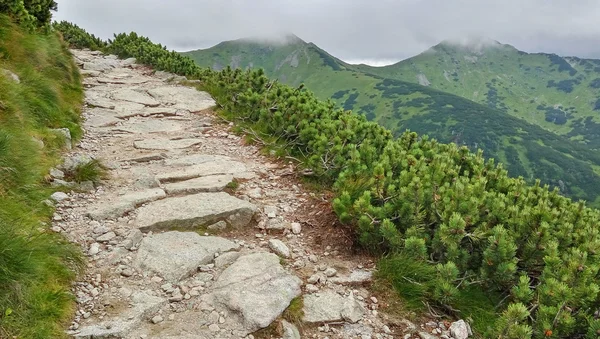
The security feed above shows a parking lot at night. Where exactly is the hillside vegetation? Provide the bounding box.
[57,23,600,338]
[0,6,84,338]
[184,39,600,206]
[352,39,600,147]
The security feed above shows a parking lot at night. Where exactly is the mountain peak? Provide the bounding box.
[431,37,516,55]
[233,33,307,46]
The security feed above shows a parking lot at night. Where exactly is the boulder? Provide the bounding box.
[208,253,302,334]
[133,231,237,282]
[163,174,233,195]
[147,86,215,112]
[134,192,257,232]
[87,188,166,220]
[303,290,365,324]
[133,138,202,150]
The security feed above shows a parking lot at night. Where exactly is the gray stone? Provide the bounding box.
[291,222,302,234]
[282,320,301,339]
[116,107,182,119]
[134,192,257,232]
[124,154,165,163]
[80,69,101,77]
[450,320,470,339]
[207,220,228,232]
[164,154,231,167]
[151,315,163,324]
[163,174,233,195]
[208,253,302,334]
[147,86,216,112]
[49,168,65,179]
[84,109,121,128]
[87,188,166,220]
[329,270,373,286]
[324,267,337,278]
[52,128,72,150]
[122,229,144,250]
[268,239,290,258]
[97,76,149,85]
[156,160,247,183]
[111,119,183,134]
[85,93,116,109]
[82,59,119,72]
[88,243,100,256]
[419,333,438,339]
[61,154,94,172]
[303,291,365,324]
[111,88,160,107]
[214,251,241,268]
[2,68,20,83]
[122,57,137,66]
[50,191,69,202]
[133,138,202,150]
[133,231,237,282]
[96,231,116,242]
[73,292,165,338]
[79,181,95,192]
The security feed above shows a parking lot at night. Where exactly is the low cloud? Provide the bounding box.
[54,0,600,64]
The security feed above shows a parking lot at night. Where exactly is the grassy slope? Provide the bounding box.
[352,40,600,148]
[0,15,83,338]
[184,39,600,206]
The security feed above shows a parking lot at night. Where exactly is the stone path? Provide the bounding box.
[51,50,469,339]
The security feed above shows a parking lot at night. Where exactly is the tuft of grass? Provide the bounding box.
[282,296,304,326]
[67,159,107,184]
[0,14,84,338]
[377,253,502,336]
[225,178,239,191]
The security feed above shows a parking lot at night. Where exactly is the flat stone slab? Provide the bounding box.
[163,174,233,195]
[133,231,237,282]
[329,270,373,285]
[303,291,366,324]
[164,154,232,167]
[73,292,165,338]
[135,192,256,232]
[87,188,166,220]
[84,114,120,128]
[111,88,160,107]
[116,107,183,119]
[147,86,216,112]
[83,59,119,72]
[112,119,183,134]
[85,92,115,109]
[208,253,302,334]
[133,138,202,150]
[97,76,150,85]
[156,160,247,183]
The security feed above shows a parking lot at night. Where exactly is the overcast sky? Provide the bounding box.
[54,0,600,66]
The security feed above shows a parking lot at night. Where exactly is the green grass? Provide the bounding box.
[0,14,84,338]
[65,158,107,184]
[377,253,501,337]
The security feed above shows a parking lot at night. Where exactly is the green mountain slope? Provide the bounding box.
[351,39,600,148]
[183,38,600,206]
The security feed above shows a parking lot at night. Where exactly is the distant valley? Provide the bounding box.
[182,35,600,206]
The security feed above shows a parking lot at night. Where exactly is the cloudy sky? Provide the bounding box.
[54,0,600,66]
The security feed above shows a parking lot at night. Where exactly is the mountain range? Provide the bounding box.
[182,35,600,206]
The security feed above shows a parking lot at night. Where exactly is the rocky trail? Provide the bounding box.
[52,50,471,339]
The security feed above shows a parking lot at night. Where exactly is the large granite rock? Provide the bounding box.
[133,138,202,150]
[133,231,237,282]
[87,188,166,220]
[111,88,160,107]
[303,290,365,324]
[147,86,215,112]
[156,160,247,183]
[163,174,233,195]
[208,253,302,334]
[134,192,256,232]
